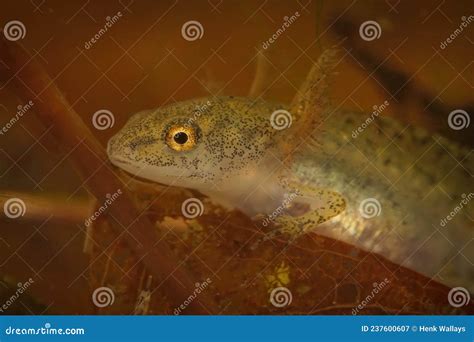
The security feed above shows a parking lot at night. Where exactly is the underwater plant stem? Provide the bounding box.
[0,37,217,314]
[248,49,270,98]
[0,191,93,224]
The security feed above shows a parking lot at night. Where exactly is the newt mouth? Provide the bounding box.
[109,156,132,166]
[106,137,133,167]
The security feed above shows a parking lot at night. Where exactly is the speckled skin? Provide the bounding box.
[294,110,473,292]
[108,96,473,291]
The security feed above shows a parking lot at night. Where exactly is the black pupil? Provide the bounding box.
[173,132,188,145]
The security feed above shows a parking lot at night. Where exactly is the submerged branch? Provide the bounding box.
[0,191,93,224]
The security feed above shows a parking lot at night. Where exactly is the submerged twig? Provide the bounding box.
[0,191,93,224]
[0,37,217,314]
[248,49,271,98]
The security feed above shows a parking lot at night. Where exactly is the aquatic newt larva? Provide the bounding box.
[107,50,473,292]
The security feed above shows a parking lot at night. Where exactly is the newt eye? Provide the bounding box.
[165,124,198,152]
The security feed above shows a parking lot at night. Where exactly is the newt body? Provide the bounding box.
[107,95,473,291]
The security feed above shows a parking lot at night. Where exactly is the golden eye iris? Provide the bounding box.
[165,125,198,151]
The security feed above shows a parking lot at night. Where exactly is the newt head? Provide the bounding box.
[107,96,288,195]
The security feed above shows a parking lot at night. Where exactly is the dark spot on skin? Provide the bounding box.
[419,136,430,145]
[129,136,158,150]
